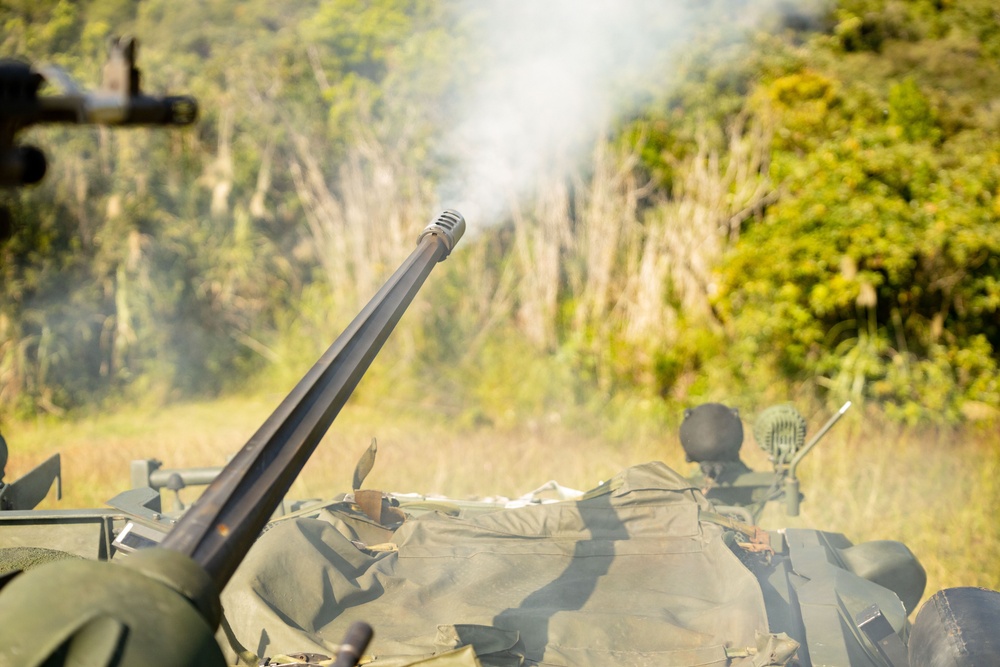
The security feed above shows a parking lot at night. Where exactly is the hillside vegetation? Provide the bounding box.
[1,0,998,428]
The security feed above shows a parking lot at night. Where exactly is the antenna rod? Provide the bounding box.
[789,400,852,478]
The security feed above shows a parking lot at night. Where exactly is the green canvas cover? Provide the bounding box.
[221,463,770,666]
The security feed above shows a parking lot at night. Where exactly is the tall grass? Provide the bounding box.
[3,394,996,606]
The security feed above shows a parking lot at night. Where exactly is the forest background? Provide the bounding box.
[1,0,999,595]
[2,0,998,425]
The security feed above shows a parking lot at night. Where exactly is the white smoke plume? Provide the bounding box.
[436,0,826,230]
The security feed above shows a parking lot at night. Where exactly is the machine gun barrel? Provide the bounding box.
[1,36,197,189]
[30,90,198,126]
[0,212,463,667]
[160,210,465,590]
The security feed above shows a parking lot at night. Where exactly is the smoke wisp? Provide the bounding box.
[436,0,826,230]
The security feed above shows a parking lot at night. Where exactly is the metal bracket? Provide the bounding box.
[856,604,909,667]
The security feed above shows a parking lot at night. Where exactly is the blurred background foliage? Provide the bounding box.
[1,0,998,428]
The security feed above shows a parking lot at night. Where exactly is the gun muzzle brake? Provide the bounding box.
[417,209,466,259]
[127,94,199,125]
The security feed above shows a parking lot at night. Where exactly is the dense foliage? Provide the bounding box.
[1,0,997,425]
[712,1,1000,423]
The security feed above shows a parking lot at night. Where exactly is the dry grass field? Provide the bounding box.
[3,394,997,609]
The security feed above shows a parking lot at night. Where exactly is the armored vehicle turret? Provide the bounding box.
[1,37,997,667]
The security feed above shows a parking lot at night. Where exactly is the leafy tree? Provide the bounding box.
[714,24,1000,422]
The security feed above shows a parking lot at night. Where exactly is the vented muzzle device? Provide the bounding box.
[418,209,465,259]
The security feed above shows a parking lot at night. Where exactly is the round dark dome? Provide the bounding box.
[679,403,744,463]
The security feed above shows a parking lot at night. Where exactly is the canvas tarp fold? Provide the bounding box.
[221,462,769,666]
